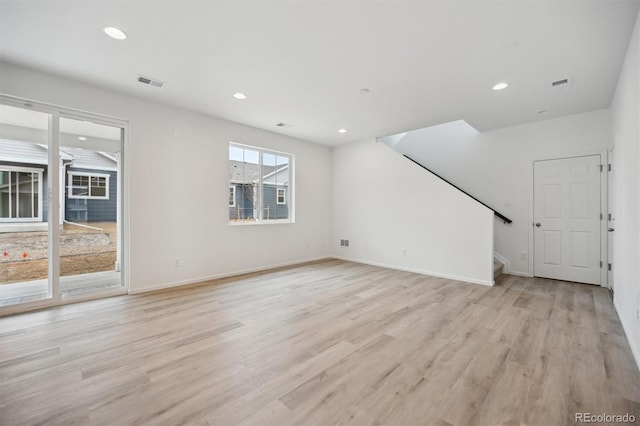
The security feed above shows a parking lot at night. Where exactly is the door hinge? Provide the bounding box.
[600,261,603,268]
[600,213,603,220]
[608,213,612,221]
[608,263,612,271]
[600,164,604,172]
[608,164,612,172]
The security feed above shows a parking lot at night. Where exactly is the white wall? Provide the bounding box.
[610,8,640,368]
[395,109,612,275]
[331,140,494,286]
[0,62,333,292]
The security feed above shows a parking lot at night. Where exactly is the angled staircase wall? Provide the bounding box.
[332,140,495,286]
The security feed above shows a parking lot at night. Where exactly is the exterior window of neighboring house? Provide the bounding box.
[0,166,43,221]
[68,172,110,200]
[229,142,293,224]
[229,186,236,207]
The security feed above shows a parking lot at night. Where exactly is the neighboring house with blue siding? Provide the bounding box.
[229,160,289,221]
[63,147,118,223]
[261,166,289,220]
[0,139,118,231]
[0,140,57,231]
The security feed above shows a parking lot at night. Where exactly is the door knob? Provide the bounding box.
[535,223,541,227]
[608,228,615,232]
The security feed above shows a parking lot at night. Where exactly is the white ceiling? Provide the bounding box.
[0,0,638,145]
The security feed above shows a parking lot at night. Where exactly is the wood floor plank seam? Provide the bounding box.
[0,259,638,426]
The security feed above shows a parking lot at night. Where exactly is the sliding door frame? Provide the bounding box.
[0,93,130,316]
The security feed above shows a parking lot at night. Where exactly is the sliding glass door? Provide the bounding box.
[0,97,126,310]
[0,104,52,306]
[58,116,123,296]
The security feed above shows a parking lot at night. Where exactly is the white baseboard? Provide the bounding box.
[332,255,494,287]
[128,256,332,295]
[614,298,640,373]
[130,254,495,295]
[506,270,533,277]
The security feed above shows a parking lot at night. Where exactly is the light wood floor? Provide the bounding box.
[1,259,639,426]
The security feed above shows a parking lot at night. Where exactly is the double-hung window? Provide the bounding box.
[68,172,110,199]
[228,142,293,224]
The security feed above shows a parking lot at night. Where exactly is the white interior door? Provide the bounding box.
[533,155,602,285]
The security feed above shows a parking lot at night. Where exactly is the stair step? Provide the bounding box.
[493,261,504,280]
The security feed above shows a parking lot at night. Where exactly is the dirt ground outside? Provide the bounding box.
[0,222,117,284]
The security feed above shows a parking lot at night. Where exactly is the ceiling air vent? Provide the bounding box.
[137,75,164,88]
[552,78,569,87]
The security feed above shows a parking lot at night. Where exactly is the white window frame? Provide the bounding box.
[276,188,286,205]
[0,165,44,222]
[68,172,110,200]
[229,185,236,207]
[229,142,294,225]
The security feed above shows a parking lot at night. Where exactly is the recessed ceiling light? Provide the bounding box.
[78,136,87,141]
[492,82,509,91]
[103,26,127,40]
[338,128,347,134]
[233,92,247,100]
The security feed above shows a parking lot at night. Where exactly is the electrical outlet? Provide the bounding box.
[520,252,527,260]
[173,258,181,267]
[402,248,407,256]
